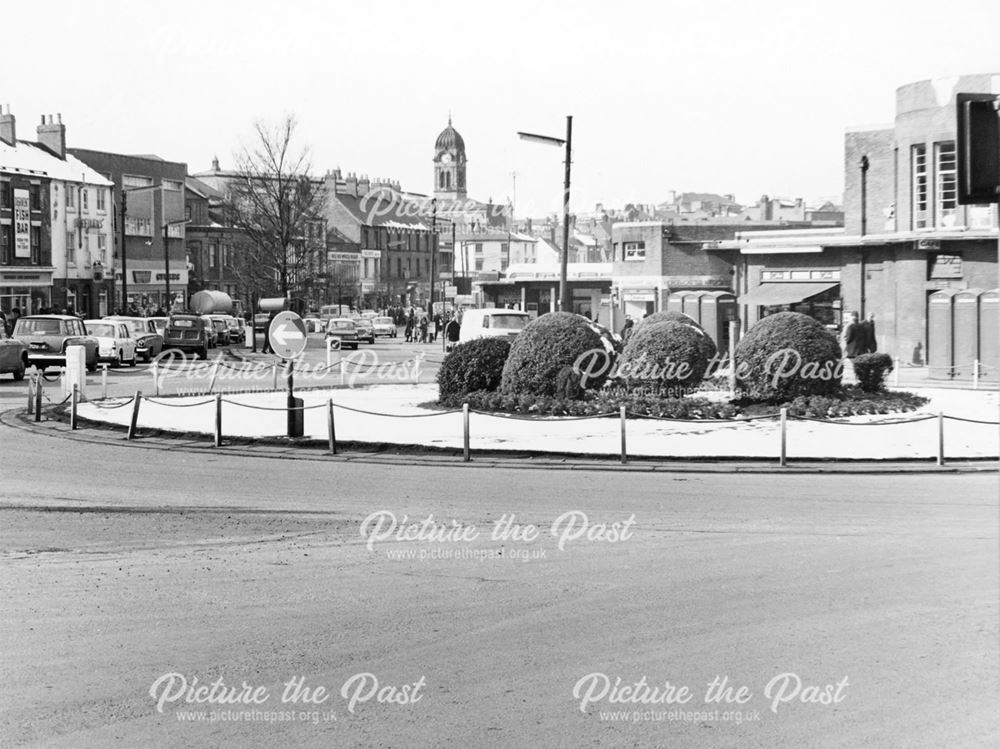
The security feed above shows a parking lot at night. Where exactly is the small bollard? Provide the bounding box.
[101,364,109,399]
[214,393,223,447]
[937,412,945,466]
[779,407,788,467]
[27,372,35,415]
[620,405,628,465]
[34,373,43,422]
[463,403,470,462]
[972,359,980,390]
[272,362,279,390]
[70,384,79,430]
[327,398,337,455]
[151,362,160,396]
[127,391,142,440]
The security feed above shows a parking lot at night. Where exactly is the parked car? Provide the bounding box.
[352,316,376,344]
[200,315,219,348]
[163,314,210,359]
[325,318,360,350]
[207,315,232,346]
[85,320,138,367]
[372,316,397,338]
[458,309,532,343]
[226,316,246,340]
[12,315,99,371]
[104,316,164,362]
[303,316,323,333]
[0,325,28,380]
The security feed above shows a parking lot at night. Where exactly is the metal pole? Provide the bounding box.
[70,384,78,430]
[163,220,171,311]
[728,320,738,397]
[127,391,142,439]
[214,393,222,447]
[779,407,788,467]
[27,371,35,415]
[101,363,108,399]
[937,412,945,466]
[272,361,279,390]
[430,198,436,317]
[560,115,573,313]
[328,398,337,455]
[462,402,470,462]
[972,359,980,389]
[34,373,42,422]
[619,405,627,464]
[120,188,128,311]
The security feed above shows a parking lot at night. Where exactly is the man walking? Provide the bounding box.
[861,312,877,353]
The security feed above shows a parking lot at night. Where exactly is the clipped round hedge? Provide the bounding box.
[617,321,710,391]
[635,310,718,362]
[735,311,842,401]
[500,312,607,396]
[437,337,512,405]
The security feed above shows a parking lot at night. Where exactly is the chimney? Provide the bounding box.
[37,113,66,158]
[0,105,15,145]
[358,174,370,196]
[344,172,358,197]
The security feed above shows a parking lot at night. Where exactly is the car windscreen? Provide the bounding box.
[489,314,530,330]
[16,319,62,335]
[212,320,228,330]
[375,318,393,325]
[86,323,117,337]
[170,319,195,328]
[329,321,355,330]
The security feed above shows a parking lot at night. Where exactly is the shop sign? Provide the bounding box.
[623,291,655,302]
[155,273,181,281]
[665,275,729,288]
[360,250,381,259]
[75,218,104,230]
[14,189,31,258]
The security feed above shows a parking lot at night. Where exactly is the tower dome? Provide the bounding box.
[435,116,465,153]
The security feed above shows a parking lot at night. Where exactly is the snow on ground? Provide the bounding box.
[77,384,999,460]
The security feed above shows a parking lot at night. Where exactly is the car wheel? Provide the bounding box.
[117,351,125,368]
[86,358,97,373]
[128,352,137,367]
[12,356,26,381]
[198,347,208,360]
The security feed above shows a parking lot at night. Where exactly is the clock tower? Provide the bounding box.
[433,116,467,201]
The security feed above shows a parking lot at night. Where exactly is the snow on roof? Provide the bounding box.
[0,140,113,186]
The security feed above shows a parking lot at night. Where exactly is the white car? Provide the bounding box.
[84,320,138,367]
[457,309,531,343]
[372,316,397,337]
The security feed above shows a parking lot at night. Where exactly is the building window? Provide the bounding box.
[98,234,107,263]
[65,185,75,209]
[185,204,192,221]
[123,174,153,189]
[396,257,402,277]
[0,181,11,209]
[30,184,41,211]
[445,172,451,190]
[96,188,106,211]
[209,244,217,268]
[125,217,152,236]
[162,179,182,192]
[66,232,76,264]
[624,241,646,261]
[1,225,10,264]
[81,187,88,212]
[911,145,928,230]
[475,257,484,271]
[30,226,41,263]
[935,141,957,228]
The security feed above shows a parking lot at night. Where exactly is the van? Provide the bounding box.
[458,309,531,343]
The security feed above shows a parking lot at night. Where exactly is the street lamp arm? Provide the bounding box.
[517,131,566,147]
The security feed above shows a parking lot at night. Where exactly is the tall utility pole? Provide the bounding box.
[517,115,573,312]
[430,197,437,315]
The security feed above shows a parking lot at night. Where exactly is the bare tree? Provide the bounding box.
[225,116,327,304]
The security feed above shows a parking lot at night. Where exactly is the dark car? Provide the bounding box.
[105,316,164,362]
[208,316,232,346]
[162,314,210,359]
[325,318,360,350]
[352,316,376,344]
[12,315,99,371]
[0,325,28,380]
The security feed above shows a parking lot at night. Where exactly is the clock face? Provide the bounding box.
[441,153,452,164]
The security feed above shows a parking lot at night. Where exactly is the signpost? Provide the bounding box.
[268,311,308,438]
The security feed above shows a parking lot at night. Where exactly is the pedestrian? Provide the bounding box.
[404,318,414,343]
[446,317,461,351]
[861,312,877,353]
[841,311,864,359]
[419,315,429,344]
[620,316,635,342]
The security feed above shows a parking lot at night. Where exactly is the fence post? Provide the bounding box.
[208,358,220,394]
[27,372,35,415]
[272,362,279,390]
[937,412,945,466]
[463,403,470,462]
[101,364,108,399]
[972,359,980,390]
[327,398,337,455]
[893,357,900,388]
[620,405,628,464]
[779,407,788,467]
[34,373,42,422]
[214,394,222,447]
[70,383,79,430]
[127,391,142,440]
[151,361,160,396]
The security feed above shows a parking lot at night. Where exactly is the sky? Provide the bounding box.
[3,0,999,217]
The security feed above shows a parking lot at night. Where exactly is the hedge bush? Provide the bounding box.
[437,336,511,405]
[616,320,710,392]
[635,310,718,365]
[500,312,607,396]
[852,352,894,393]
[734,312,842,401]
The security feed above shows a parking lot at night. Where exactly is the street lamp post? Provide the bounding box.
[517,115,573,313]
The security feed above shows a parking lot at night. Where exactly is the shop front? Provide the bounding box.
[738,269,842,331]
[118,260,188,312]
[0,268,53,315]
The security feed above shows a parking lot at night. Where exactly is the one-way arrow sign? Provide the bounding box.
[268,311,308,359]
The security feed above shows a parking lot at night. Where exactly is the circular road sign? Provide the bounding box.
[268,311,308,359]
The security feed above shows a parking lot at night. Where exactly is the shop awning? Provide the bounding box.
[739,282,839,307]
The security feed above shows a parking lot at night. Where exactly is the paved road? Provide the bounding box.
[0,424,996,747]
